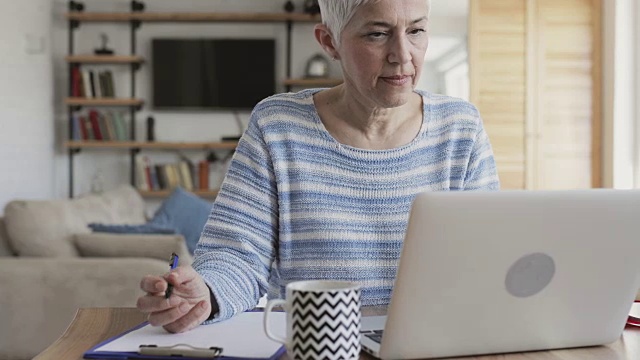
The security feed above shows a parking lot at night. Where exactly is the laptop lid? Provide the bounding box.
[379,190,640,360]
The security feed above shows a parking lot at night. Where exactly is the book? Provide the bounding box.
[105,70,115,97]
[198,160,209,191]
[82,115,94,140]
[179,161,194,191]
[109,112,123,141]
[82,69,93,98]
[143,156,153,190]
[113,112,128,141]
[97,112,109,140]
[178,152,197,190]
[89,70,97,98]
[71,113,81,140]
[155,164,166,189]
[103,112,116,141]
[135,156,149,191]
[98,71,108,98]
[78,115,89,140]
[71,67,84,97]
[88,110,103,140]
[167,164,180,189]
[148,163,160,191]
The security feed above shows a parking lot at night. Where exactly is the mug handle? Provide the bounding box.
[263,299,287,344]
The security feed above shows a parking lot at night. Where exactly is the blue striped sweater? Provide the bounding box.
[193,89,500,321]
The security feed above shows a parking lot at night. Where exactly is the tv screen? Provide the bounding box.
[152,39,276,110]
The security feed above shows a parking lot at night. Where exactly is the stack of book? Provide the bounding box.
[71,67,116,98]
[136,156,212,192]
[71,110,129,141]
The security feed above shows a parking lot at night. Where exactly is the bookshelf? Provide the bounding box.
[66,55,145,64]
[65,98,144,107]
[66,1,335,198]
[65,141,238,150]
[66,12,321,23]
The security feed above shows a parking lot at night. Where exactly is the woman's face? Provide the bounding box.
[337,0,430,108]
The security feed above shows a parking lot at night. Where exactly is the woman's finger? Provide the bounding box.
[163,265,198,286]
[140,275,167,293]
[147,301,195,327]
[163,300,211,333]
[137,293,180,313]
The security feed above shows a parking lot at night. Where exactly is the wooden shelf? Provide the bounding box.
[283,78,343,87]
[66,12,132,22]
[65,141,238,150]
[139,189,220,198]
[66,12,321,23]
[66,55,145,64]
[65,98,144,107]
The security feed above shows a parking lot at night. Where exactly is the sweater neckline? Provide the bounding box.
[305,88,430,157]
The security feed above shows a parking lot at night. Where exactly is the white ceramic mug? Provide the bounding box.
[263,280,362,360]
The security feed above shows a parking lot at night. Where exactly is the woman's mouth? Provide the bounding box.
[380,75,412,86]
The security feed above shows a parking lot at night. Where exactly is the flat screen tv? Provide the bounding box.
[152,39,276,110]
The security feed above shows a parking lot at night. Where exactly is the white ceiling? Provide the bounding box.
[430,0,469,18]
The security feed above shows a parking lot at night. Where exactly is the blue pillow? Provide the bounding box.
[88,223,177,234]
[148,187,213,254]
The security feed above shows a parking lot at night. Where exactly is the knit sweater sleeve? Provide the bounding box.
[192,109,278,323]
[463,115,501,190]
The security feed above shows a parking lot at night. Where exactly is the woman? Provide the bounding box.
[137,0,499,333]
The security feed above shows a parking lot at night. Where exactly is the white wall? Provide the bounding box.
[0,0,54,214]
[602,0,639,188]
[636,0,640,187]
[418,66,443,94]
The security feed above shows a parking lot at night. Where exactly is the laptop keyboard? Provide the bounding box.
[361,329,384,343]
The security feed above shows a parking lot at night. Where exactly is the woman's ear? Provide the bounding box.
[314,23,339,60]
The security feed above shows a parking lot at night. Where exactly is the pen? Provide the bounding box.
[165,252,179,299]
[139,344,223,358]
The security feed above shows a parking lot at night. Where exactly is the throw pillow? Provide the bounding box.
[88,223,177,234]
[148,187,213,254]
[75,233,190,263]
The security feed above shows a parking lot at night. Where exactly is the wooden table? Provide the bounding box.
[35,307,640,360]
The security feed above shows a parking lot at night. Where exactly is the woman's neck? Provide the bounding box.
[314,85,423,150]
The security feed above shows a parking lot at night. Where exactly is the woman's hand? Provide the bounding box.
[137,265,212,333]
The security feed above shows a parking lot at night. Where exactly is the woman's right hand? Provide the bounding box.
[137,265,213,333]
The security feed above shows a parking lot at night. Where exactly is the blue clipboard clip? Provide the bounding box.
[139,344,223,358]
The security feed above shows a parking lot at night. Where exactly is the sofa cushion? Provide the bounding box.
[4,185,146,257]
[88,223,177,234]
[75,232,192,265]
[0,218,15,257]
[148,187,212,254]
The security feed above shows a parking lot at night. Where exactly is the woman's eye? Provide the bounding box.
[367,32,388,39]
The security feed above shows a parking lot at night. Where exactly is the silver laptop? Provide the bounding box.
[361,190,640,359]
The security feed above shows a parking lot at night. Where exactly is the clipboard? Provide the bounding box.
[84,310,286,360]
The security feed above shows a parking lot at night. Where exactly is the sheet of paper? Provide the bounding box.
[94,312,286,358]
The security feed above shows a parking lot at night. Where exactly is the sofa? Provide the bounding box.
[0,186,193,360]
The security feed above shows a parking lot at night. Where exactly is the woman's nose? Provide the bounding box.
[387,35,412,65]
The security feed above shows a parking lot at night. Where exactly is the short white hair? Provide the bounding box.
[318,0,431,46]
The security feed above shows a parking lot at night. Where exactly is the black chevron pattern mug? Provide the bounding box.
[264,280,362,360]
